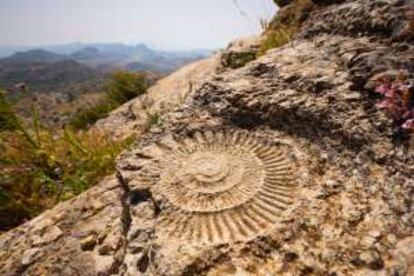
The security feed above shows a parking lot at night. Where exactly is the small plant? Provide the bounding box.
[259,17,270,32]
[146,112,162,127]
[139,95,163,132]
[374,71,414,131]
[257,28,296,56]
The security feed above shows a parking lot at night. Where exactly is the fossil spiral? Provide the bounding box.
[134,130,297,244]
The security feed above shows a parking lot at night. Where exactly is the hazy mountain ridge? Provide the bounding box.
[0,49,65,65]
[0,54,103,94]
[0,43,207,127]
[0,43,213,72]
[0,43,212,95]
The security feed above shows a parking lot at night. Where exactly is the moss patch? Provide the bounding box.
[222,51,257,69]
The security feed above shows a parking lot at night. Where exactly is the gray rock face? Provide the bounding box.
[1,0,413,275]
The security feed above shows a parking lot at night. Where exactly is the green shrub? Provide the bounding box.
[106,71,148,104]
[69,71,148,130]
[69,101,114,130]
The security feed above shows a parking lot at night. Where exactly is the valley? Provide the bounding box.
[0,44,212,126]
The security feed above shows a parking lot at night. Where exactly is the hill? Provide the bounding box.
[0,57,105,126]
[0,59,102,93]
[0,44,211,94]
[0,49,66,65]
[67,44,211,73]
[0,44,209,126]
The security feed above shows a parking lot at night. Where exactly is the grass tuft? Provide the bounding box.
[258,0,315,55]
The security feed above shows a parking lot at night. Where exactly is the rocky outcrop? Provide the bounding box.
[1,0,413,275]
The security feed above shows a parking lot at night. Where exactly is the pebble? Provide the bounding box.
[359,251,384,270]
[21,248,42,266]
[80,235,96,251]
[368,230,382,239]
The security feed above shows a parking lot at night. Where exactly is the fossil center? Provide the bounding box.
[186,154,230,183]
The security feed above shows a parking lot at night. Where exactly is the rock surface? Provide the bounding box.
[1,0,414,275]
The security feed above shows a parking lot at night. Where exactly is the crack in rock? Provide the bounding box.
[103,171,132,276]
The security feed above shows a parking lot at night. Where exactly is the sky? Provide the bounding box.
[0,0,277,50]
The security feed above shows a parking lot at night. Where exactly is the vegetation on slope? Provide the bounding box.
[69,71,149,130]
[0,78,138,231]
[258,0,316,55]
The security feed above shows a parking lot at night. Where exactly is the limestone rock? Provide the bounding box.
[0,177,124,275]
[393,237,414,275]
[21,248,42,266]
[1,0,414,275]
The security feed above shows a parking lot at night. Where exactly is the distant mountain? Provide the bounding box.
[0,43,213,73]
[68,47,115,67]
[65,44,211,73]
[0,49,66,65]
[124,55,205,73]
[0,43,213,99]
[0,58,102,93]
[70,47,103,60]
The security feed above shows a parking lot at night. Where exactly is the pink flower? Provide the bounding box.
[375,84,388,94]
[399,82,413,91]
[384,89,397,98]
[376,100,392,109]
[402,119,414,130]
[374,74,414,131]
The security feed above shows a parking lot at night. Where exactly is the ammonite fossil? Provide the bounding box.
[134,130,297,244]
